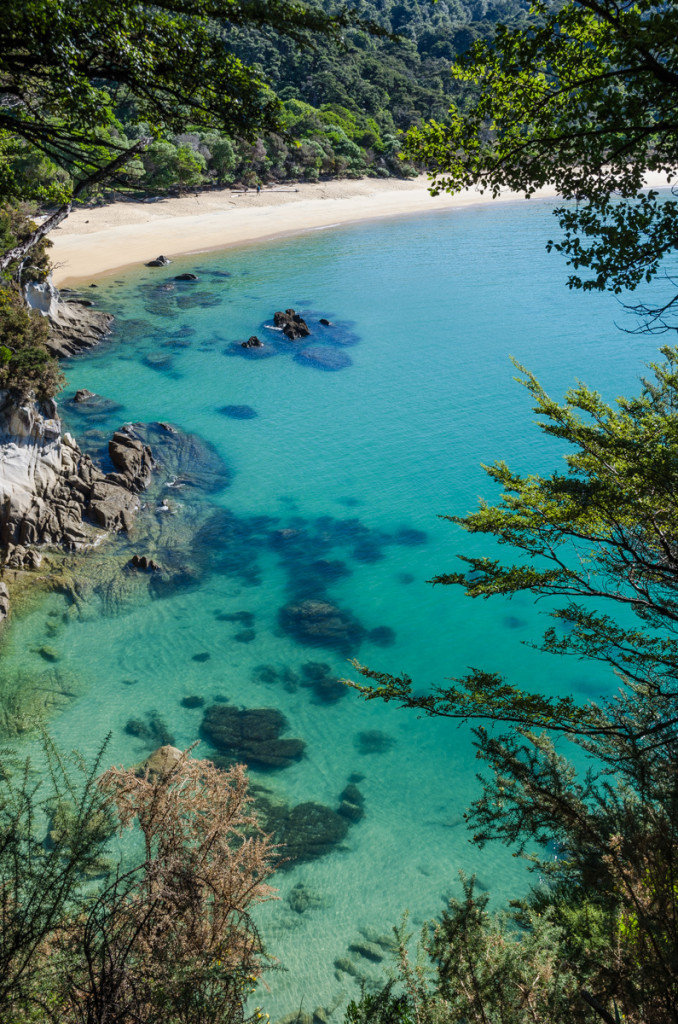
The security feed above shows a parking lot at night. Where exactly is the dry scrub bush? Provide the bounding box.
[51,748,276,1024]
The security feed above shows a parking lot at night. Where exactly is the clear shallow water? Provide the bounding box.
[1,198,661,1019]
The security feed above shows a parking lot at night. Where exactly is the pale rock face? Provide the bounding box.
[24,274,113,357]
[0,391,154,617]
[23,278,61,322]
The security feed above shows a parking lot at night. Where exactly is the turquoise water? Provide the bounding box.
[1,198,660,1019]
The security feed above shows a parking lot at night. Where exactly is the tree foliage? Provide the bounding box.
[0,741,275,1024]
[405,0,678,324]
[348,348,678,1021]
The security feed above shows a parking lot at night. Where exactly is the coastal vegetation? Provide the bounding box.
[0,740,274,1023]
[1,0,678,1022]
[0,0,534,210]
[346,1,678,1020]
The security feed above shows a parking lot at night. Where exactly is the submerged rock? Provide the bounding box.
[201,705,305,769]
[181,695,205,709]
[294,346,352,371]
[218,405,258,420]
[354,730,395,755]
[299,661,346,704]
[278,598,365,654]
[260,798,349,867]
[125,711,175,748]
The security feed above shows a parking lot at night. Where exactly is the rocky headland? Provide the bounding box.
[0,390,153,589]
[0,279,152,621]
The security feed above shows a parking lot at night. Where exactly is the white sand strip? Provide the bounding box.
[49,173,673,286]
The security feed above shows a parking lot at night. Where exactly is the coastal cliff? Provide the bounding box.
[25,277,113,357]
[0,389,153,613]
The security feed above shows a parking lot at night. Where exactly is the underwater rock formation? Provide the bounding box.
[278,598,366,654]
[259,798,349,867]
[201,705,305,769]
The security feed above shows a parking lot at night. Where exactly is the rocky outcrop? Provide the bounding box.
[0,391,153,571]
[24,278,113,357]
[273,308,310,340]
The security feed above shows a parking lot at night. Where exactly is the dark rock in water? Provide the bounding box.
[177,291,221,310]
[504,615,527,629]
[66,391,124,421]
[216,609,255,624]
[397,572,416,585]
[129,554,161,572]
[143,352,175,372]
[368,625,396,647]
[352,541,384,564]
[192,651,211,662]
[341,783,364,806]
[394,527,428,546]
[234,629,256,643]
[218,405,258,420]
[299,661,346,704]
[174,273,198,281]
[132,422,230,494]
[223,340,276,359]
[108,431,154,493]
[181,695,205,709]
[279,599,365,654]
[294,346,352,371]
[287,882,326,914]
[291,559,352,597]
[252,664,278,685]
[213,694,230,703]
[319,318,332,326]
[338,800,364,822]
[124,712,175,747]
[349,772,365,784]
[125,718,149,739]
[242,335,263,348]
[349,940,383,963]
[146,255,172,267]
[273,308,311,341]
[201,705,305,769]
[38,645,60,663]
[355,730,395,755]
[258,798,349,868]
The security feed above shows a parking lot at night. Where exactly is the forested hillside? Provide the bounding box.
[14,0,531,200]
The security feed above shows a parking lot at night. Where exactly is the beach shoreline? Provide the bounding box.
[50,172,675,287]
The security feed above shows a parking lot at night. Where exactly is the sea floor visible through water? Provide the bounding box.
[1,197,665,1020]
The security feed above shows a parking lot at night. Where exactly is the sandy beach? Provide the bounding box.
[50,172,674,286]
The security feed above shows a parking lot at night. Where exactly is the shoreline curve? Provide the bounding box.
[50,173,673,287]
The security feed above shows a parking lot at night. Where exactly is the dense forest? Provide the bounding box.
[13,0,533,198]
